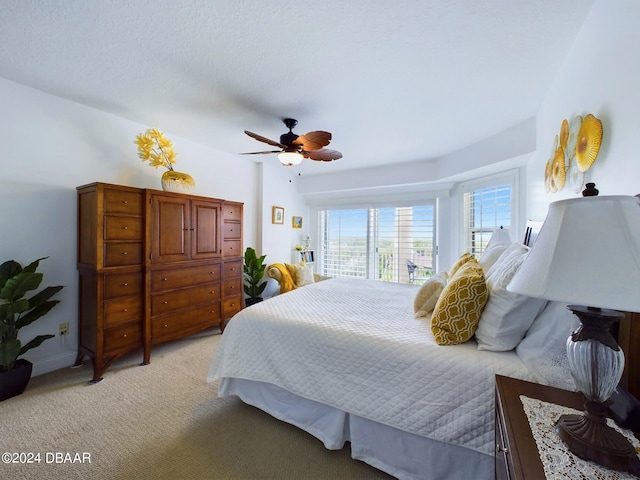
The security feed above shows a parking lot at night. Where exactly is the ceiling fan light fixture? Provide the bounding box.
[278,151,303,166]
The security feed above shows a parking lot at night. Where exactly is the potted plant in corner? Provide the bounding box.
[243,247,267,307]
[0,257,63,401]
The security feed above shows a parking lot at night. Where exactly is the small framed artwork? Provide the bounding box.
[292,216,303,229]
[272,206,284,224]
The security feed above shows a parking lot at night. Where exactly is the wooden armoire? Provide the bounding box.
[76,182,243,383]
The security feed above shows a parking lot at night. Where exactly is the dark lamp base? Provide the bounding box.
[556,410,640,474]
[560,304,640,476]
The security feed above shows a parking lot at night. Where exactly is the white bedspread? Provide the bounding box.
[207,277,534,455]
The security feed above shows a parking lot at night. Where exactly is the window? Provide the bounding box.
[318,204,435,284]
[462,183,513,257]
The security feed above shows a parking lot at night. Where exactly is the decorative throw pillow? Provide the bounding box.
[476,242,547,351]
[292,262,315,287]
[516,301,579,390]
[448,252,475,278]
[478,242,509,273]
[431,259,488,345]
[414,272,448,318]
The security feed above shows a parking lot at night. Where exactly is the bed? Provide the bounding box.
[206,231,603,479]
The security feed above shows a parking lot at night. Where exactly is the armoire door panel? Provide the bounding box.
[151,195,189,263]
[191,200,221,259]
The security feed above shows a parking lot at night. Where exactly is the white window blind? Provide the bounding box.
[318,204,435,284]
[463,184,512,257]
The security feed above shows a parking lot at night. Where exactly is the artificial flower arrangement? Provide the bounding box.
[135,128,177,170]
[135,128,194,190]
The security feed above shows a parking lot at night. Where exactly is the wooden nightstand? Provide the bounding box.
[495,375,585,479]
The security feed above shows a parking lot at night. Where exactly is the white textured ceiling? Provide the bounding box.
[0,0,594,175]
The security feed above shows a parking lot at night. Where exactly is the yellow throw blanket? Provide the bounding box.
[268,263,297,293]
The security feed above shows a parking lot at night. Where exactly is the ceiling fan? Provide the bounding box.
[241,118,342,166]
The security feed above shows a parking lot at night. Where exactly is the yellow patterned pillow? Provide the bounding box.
[432,259,488,345]
[448,252,475,278]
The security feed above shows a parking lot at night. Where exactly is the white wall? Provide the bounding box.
[0,77,265,375]
[258,162,310,297]
[6,0,637,376]
[527,0,640,221]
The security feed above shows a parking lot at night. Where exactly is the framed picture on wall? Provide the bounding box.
[272,206,284,224]
[292,216,303,229]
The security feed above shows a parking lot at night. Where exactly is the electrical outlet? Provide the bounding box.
[59,322,69,336]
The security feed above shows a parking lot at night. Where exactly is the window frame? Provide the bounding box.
[316,201,438,284]
[458,170,519,257]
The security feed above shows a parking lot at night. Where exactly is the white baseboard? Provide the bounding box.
[31,352,78,376]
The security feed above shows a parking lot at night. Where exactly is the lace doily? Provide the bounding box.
[520,395,640,480]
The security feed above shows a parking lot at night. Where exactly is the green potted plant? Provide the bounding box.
[243,247,267,307]
[0,257,63,401]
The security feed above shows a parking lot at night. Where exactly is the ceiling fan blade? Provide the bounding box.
[245,130,286,149]
[239,150,282,155]
[303,148,343,162]
[293,131,331,151]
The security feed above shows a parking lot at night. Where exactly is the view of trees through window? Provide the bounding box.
[318,205,435,284]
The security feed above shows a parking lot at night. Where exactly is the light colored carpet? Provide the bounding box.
[0,330,393,479]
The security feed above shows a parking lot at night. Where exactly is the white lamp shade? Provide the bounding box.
[507,195,640,312]
[487,227,511,249]
[278,152,303,166]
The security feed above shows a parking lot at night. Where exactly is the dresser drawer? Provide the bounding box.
[222,240,241,258]
[223,260,242,278]
[223,204,242,221]
[151,264,221,292]
[151,283,221,315]
[104,188,143,215]
[223,221,241,240]
[222,278,242,297]
[151,302,221,341]
[104,323,142,354]
[104,297,143,327]
[103,242,143,266]
[103,216,143,240]
[103,272,143,299]
[223,296,242,317]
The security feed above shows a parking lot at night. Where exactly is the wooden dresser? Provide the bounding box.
[76,182,243,382]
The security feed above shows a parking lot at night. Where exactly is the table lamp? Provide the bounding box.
[508,183,640,474]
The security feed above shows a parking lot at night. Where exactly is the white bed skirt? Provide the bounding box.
[218,377,494,480]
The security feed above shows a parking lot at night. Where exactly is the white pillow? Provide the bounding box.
[475,243,547,351]
[292,263,315,287]
[478,242,508,273]
[516,301,580,391]
[414,272,448,317]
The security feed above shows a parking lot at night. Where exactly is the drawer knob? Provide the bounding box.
[122,251,128,255]
[230,285,235,289]
[123,308,128,312]
[496,444,509,454]
[123,283,128,286]
[123,226,128,230]
[210,271,215,275]
[163,277,168,281]
[163,324,168,328]
[123,334,127,338]
[210,290,215,294]
[123,201,128,204]
[163,301,168,304]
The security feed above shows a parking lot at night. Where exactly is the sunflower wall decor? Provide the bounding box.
[544,114,602,194]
